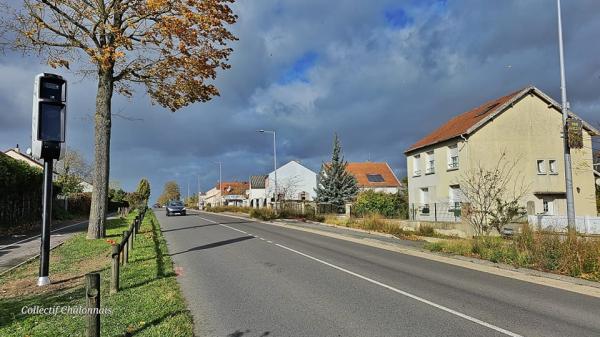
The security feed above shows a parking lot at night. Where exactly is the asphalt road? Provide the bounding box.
[156,210,600,337]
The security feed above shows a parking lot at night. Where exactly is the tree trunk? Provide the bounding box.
[87,70,114,239]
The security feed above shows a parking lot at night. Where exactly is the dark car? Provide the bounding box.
[166,200,186,216]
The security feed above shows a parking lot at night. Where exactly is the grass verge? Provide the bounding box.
[425,225,600,282]
[205,205,251,214]
[0,210,193,337]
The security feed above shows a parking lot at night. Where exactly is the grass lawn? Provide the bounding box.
[0,210,193,337]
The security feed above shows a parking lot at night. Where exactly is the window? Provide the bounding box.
[425,151,435,174]
[299,192,307,201]
[536,160,546,174]
[447,145,459,170]
[420,187,429,205]
[549,160,557,174]
[413,155,421,176]
[366,174,385,182]
[420,187,430,214]
[543,200,549,213]
[449,185,461,209]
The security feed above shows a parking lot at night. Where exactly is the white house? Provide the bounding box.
[266,160,317,202]
[248,175,268,208]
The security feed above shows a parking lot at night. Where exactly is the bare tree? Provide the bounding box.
[1,0,237,238]
[459,153,528,236]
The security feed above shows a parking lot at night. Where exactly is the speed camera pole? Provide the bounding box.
[39,158,53,285]
[31,73,67,286]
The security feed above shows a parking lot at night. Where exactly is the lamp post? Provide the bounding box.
[556,0,576,232]
[214,161,222,206]
[258,130,278,211]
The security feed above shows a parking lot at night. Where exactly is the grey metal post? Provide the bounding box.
[273,131,278,211]
[557,0,576,231]
[85,273,100,337]
[38,159,53,286]
[110,244,120,294]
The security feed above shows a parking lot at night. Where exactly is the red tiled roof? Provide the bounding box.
[405,87,526,153]
[216,181,249,195]
[345,162,401,188]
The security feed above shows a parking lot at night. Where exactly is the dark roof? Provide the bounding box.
[250,175,267,189]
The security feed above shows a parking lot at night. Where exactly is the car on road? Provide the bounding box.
[166,200,186,216]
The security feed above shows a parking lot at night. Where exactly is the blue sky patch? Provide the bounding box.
[279,51,318,84]
[384,7,413,29]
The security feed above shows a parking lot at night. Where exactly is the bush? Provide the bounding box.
[353,190,407,218]
[206,205,251,214]
[418,225,435,237]
[249,208,277,221]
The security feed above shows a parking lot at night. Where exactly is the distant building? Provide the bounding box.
[248,175,268,208]
[266,161,317,202]
[404,86,598,221]
[204,181,249,207]
[345,162,402,194]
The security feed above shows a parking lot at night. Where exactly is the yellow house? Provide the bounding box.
[405,86,598,222]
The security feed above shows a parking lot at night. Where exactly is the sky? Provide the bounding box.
[1,0,599,202]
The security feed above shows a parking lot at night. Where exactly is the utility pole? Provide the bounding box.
[557,0,576,232]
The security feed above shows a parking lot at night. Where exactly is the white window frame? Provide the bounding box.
[413,155,421,177]
[448,185,461,209]
[425,151,435,174]
[548,159,558,174]
[447,145,459,170]
[536,159,546,175]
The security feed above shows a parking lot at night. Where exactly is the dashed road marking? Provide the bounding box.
[274,242,523,337]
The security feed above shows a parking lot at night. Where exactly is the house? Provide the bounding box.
[345,162,402,194]
[404,85,598,222]
[248,175,268,208]
[266,160,317,202]
[204,181,249,207]
[4,145,93,192]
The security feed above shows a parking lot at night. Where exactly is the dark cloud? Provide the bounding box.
[1,0,598,201]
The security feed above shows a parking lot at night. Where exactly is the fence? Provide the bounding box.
[528,215,600,235]
[110,207,146,295]
[409,203,463,223]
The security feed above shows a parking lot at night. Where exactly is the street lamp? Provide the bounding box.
[214,161,222,206]
[258,130,278,210]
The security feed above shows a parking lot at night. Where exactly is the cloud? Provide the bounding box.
[0,0,598,201]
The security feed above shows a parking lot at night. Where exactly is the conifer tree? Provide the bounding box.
[316,134,358,206]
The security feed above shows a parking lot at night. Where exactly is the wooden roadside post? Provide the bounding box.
[110,244,120,294]
[85,273,100,337]
[123,230,129,265]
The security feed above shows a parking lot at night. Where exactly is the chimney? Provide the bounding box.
[15,144,19,153]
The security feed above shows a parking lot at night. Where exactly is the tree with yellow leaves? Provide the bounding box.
[1,0,237,238]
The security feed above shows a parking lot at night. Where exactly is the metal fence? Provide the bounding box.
[409,202,463,223]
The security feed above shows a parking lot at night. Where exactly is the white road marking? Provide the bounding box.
[267,241,273,244]
[0,220,88,250]
[259,238,265,241]
[274,242,523,337]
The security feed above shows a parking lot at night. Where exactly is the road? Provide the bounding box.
[156,210,600,337]
[0,219,89,274]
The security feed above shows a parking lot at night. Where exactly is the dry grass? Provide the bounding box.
[324,214,416,239]
[205,205,251,214]
[425,225,600,281]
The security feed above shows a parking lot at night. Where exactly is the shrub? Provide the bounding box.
[249,208,277,221]
[418,225,435,237]
[353,190,407,218]
[206,205,251,214]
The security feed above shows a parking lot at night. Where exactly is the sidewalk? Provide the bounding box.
[0,217,114,275]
